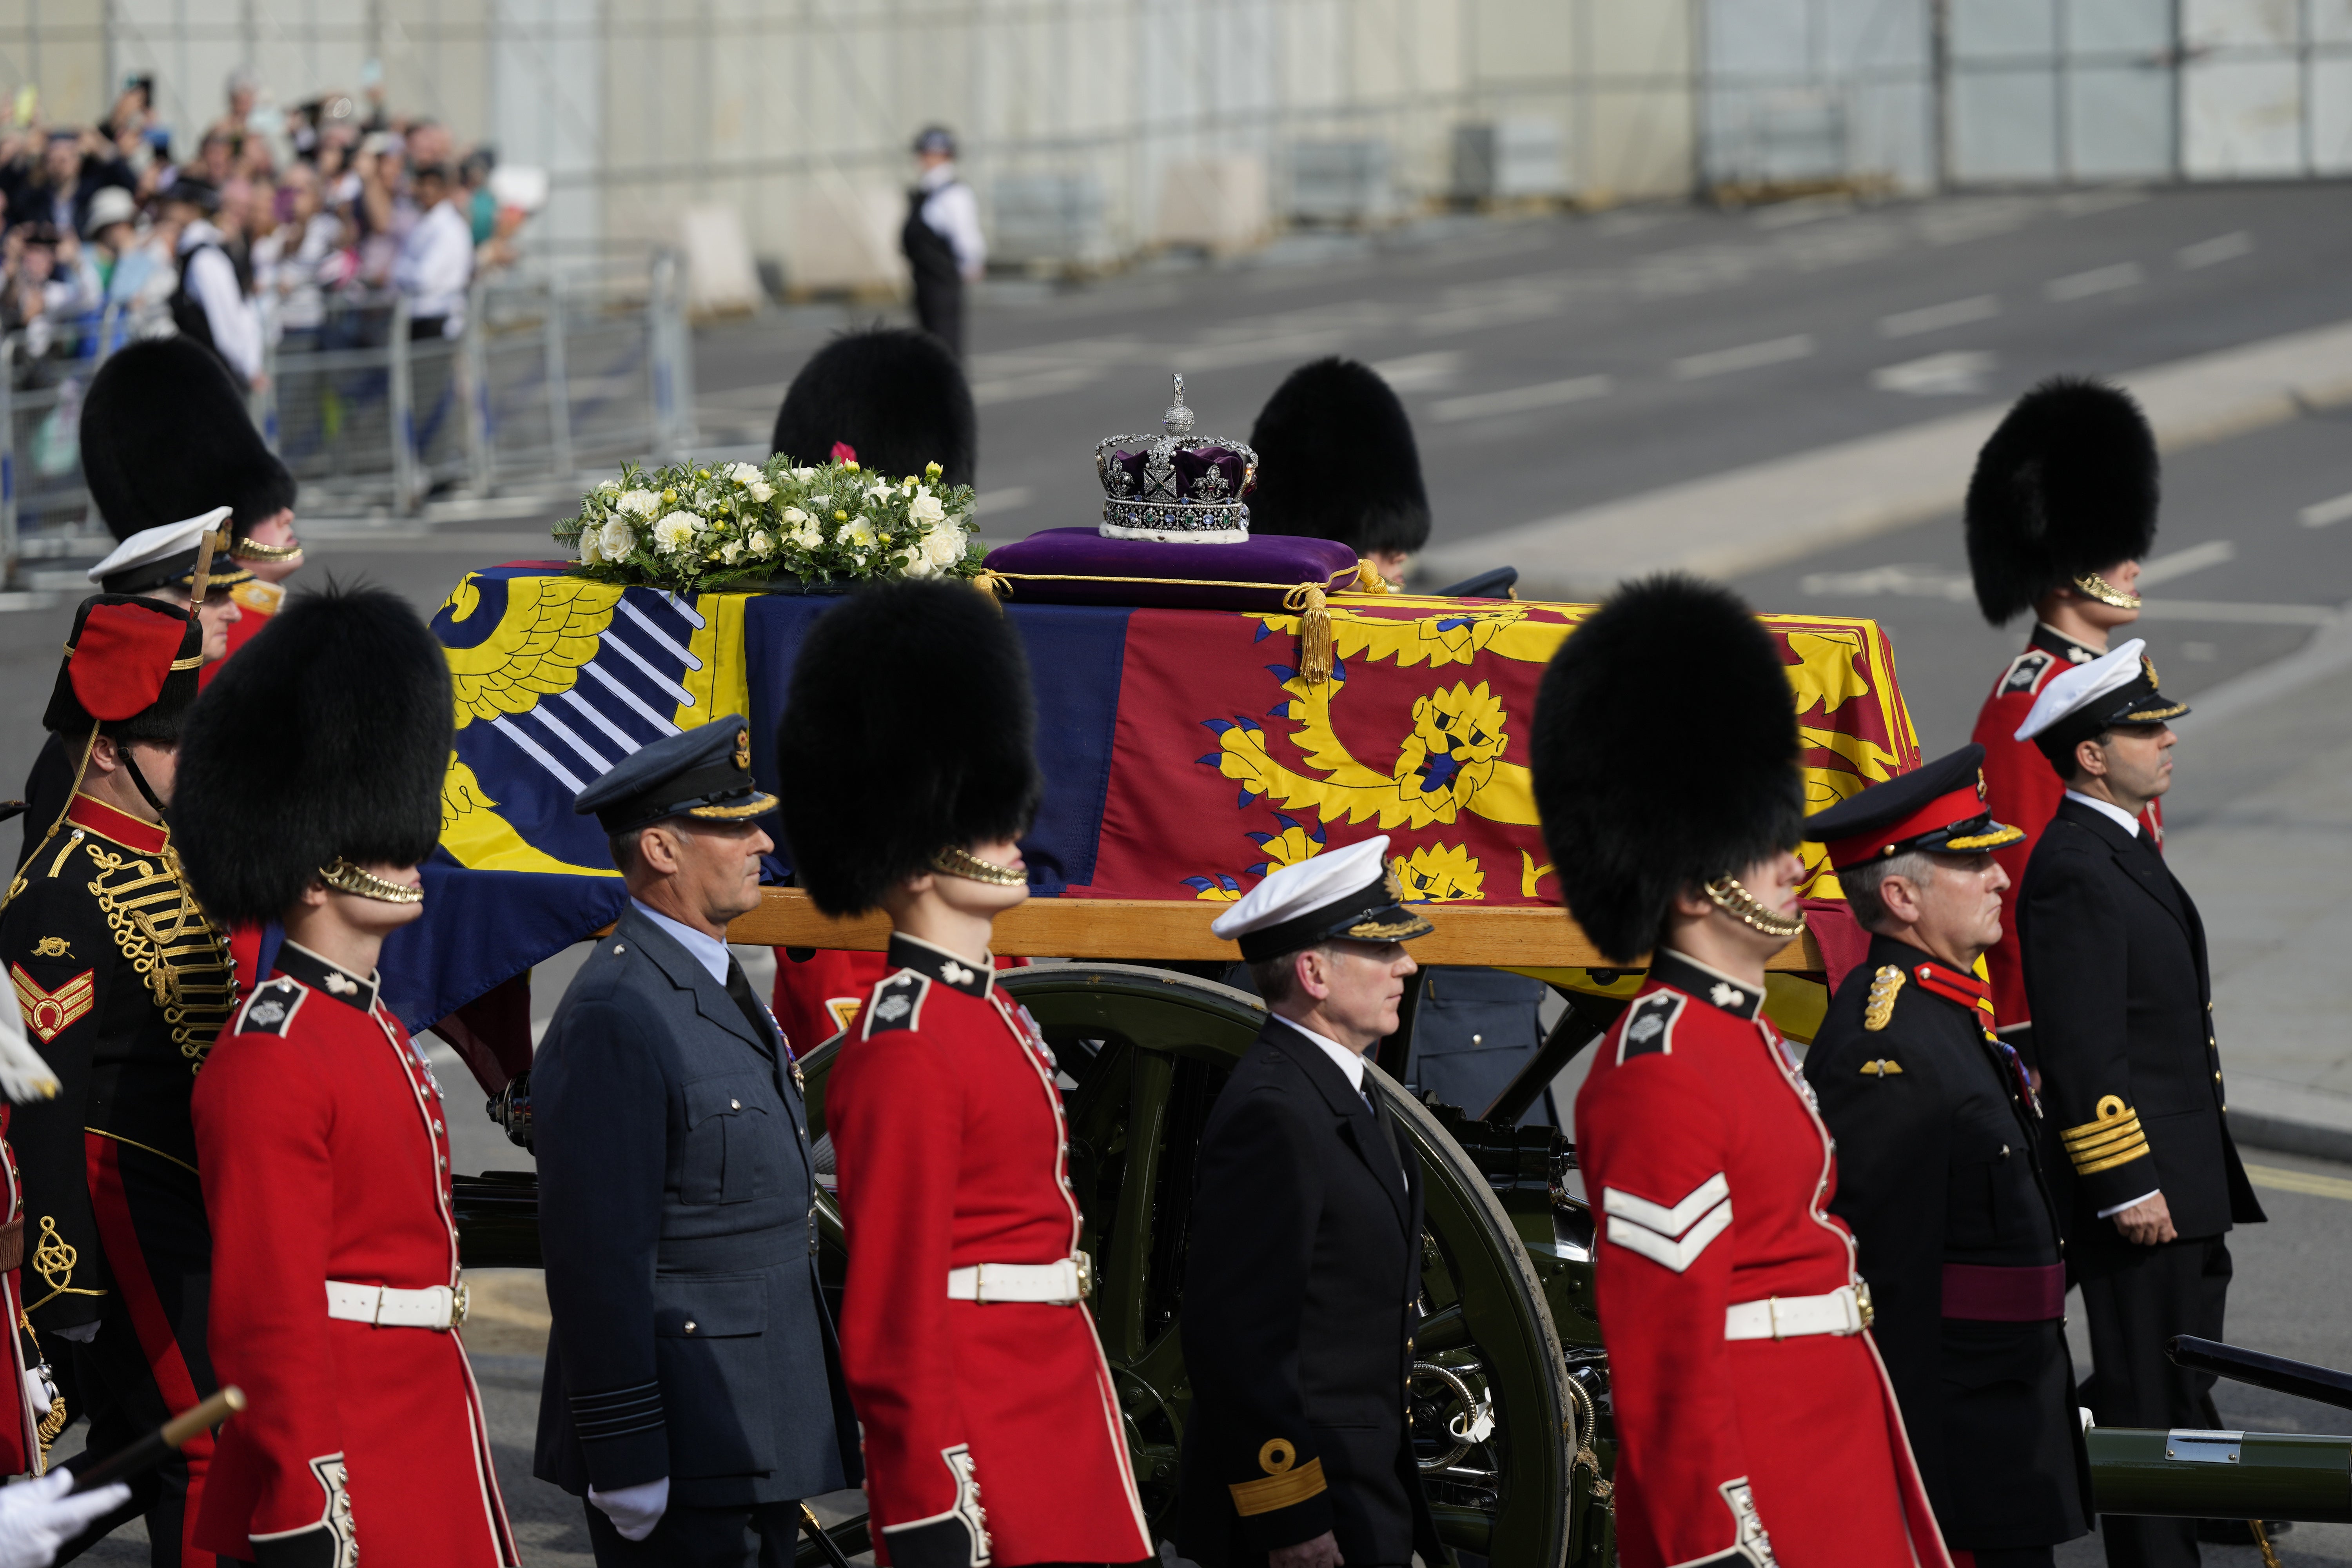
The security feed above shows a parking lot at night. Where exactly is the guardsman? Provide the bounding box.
[1965,377,2160,1064]
[533,718,859,1565]
[2016,642,2262,1568]
[1531,574,1950,1568]
[176,584,519,1566]
[1,595,234,1564]
[1802,746,2091,1567]
[777,579,1152,1568]
[1175,835,1446,1568]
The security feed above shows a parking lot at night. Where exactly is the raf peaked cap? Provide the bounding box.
[1210,834,1434,962]
[2014,637,2188,764]
[1805,744,2024,871]
[575,717,777,836]
[85,506,250,595]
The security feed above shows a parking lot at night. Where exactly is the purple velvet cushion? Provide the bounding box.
[983,528,1360,610]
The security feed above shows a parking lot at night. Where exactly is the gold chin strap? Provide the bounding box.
[1702,875,1808,940]
[319,859,425,904]
[231,535,303,562]
[930,845,1026,887]
[2073,570,2142,611]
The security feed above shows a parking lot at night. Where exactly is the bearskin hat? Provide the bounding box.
[770,327,978,487]
[1530,575,1803,964]
[80,337,298,541]
[775,580,1041,916]
[1247,357,1432,559]
[174,583,453,922]
[1964,376,2159,625]
[42,595,204,744]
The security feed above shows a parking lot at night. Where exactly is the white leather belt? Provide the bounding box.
[946,1254,1092,1306]
[1723,1284,1869,1341]
[325,1280,468,1331]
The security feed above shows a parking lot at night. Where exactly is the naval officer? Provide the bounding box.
[532,719,860,1566]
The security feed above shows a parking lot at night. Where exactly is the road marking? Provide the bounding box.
[2138,539,2237,586]
[2046,261,2146,301]
[1872,350,1996,396]
[1799,564,1972,601]
[2299,491,2352,528]
[2244,1163,2352,1203]
[970,366,1106,406]
[973,488,1034,518]
[2179,231,2255,270]
[2135,599,2336,625]
[1369,351,1464,393]
[1432,375,1613,423]
[1671,334,1815,381]
[1878,295,2000,339]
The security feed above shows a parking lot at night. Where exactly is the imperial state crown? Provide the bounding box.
[1094,373,1256,543]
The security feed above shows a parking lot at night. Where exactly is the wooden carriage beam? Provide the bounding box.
[726,887,1826,973]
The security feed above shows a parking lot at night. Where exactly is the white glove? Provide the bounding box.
[588,1476,668,1543]
[20,1365,56,1421]
[50,1326,96,1346]
[0,1471,131,1568]
[0,1000,57,1105]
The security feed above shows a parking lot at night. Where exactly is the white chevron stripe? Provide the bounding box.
[1607,1198,1733,1274]
[1603,1173,1731,1238]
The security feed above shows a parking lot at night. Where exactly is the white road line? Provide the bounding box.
[1670,334,1815,380]
[2299,491,2352,529]
[1877,295,2000,339]
[1871,350,1996,396]
[970,367,1106,407]
[2179,231,2255,270]
[2138,539,2237,586]
[1431,375,1614,422]
[1369,350,1464,392]
[974,487,1034,518]
[2046,262,2146,301]
[2135,599,2334,626]
[1797,564,1973,601]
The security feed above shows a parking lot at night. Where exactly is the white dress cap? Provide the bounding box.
[2015,638,2146,742]
[1211,834,1392,943]
[87,506,235,585]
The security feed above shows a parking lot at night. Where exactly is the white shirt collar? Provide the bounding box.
[2064,789,2141,838]
[919,162,959,192]
[631,898,732,984]
[1272,1013,1368,1094]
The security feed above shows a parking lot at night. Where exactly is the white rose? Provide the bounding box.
[653,511,705,554]
[747,480,774,503]
[791,524,824,550]
[808,494,831,510]
[908,491,947,526]
[577,530,603,565]
[748,530,775,555]
[596,479,622,495]
[844,515,878,547]
[790,466,818,481]
[904,554,937,579]
[867,481,893,503]
[719,541,744,565]
[618,488,662,519]
[921,525,965,567]
[780,507,809,525]
[598,519,636,559]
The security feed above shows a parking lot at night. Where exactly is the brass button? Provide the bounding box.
[684,1321,697,1334]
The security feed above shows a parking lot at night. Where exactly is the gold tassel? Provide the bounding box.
[1352,558,1390,593]
[1291,583,1333,686]
[969,570,1010,611]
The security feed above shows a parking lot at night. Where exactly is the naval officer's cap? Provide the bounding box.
[574,717,777,836]
[1210,834,1435,962]
[85,506,251,596]
[2014,637,2188,768]
[1804,743,2024,871]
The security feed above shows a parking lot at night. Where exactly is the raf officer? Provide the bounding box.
[1176,834,1445,1568]
[533,719,860,1566]
[2016,642,2263,1568]
[1804,745,2090,1567]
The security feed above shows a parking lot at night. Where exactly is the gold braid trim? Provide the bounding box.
[83,844,235,1074]
[1230,1454,1327,1516]
[23,1216,105,1316]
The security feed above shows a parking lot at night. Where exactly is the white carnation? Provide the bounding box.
[908,490,947,526]
[653,511,705,554]
[867,481,893,503]
[597,519,636,559]
[748,530,775,555]
[617,488,662,519]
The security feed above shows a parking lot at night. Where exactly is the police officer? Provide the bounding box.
[532,718,860,1566]
[1176,834,1444,1568]
[901,126,983,359]
[2015,642,2263,1568]
[1803,745,2090,1567]
[1964,377,2160,1061]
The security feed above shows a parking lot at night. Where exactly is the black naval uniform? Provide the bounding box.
[1808,935,2089,1564]
[2021,796,2263,1568]
[3,792,235,1564]
[1176,1014,1443,1568]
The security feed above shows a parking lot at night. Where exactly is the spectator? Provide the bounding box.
[393,162,472,339]
[211,66,260,146]
[258,162,343,350]
[162,176,265,387]
[460,148,497,244]
[31,129,131,238]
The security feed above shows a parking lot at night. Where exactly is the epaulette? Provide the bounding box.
[1863,965,1904,1031]
[235,977,306,1039]
[862,971,931,1038]
[1996,648,2054,697]
[1616,991,1685,1065]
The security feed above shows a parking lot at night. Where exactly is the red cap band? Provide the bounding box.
[1824,784,1985,868]
[68,601,190,721]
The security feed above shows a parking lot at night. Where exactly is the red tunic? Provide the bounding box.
[0,1105,36,1476]
[1575,950,1950,1568]
[772,947,1027,1056]
[827,934,1150,1566]
[1971,624,2161,1036]
[192,942,517,1564]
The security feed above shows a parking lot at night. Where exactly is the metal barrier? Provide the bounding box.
[0,250,698,591]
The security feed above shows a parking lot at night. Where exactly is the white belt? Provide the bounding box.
[946,1254,1092,1306]
[325,1280,468,1331]
[1723,1284,1869,1341]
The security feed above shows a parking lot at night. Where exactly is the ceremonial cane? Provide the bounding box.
[796,1502,855,1568]
[65,1387,245,1495]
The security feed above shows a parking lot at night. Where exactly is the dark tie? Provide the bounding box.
[723,957,778,1056]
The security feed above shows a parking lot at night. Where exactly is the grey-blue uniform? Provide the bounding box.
[532,718,860,1562]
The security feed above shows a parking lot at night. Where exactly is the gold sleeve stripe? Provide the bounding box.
[1230,1455,1328,1516]
[2063,1121,2146,1157]
[2061,1099,2151,1174]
